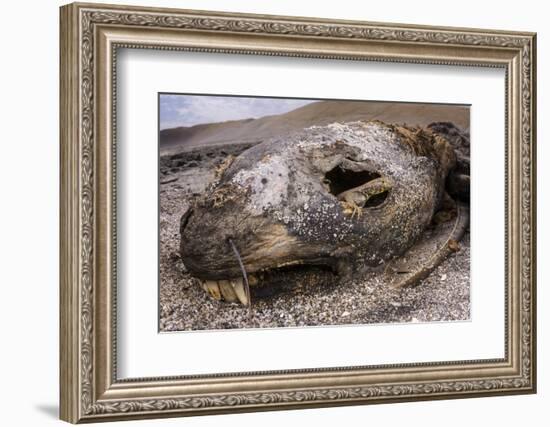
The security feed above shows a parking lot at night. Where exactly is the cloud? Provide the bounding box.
[160,94,314,129]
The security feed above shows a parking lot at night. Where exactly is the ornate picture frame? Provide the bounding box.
[60,2,536,423]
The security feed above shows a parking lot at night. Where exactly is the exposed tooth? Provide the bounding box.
[231,277,249,306]
[204,280,221,300]
[218,279,238,302]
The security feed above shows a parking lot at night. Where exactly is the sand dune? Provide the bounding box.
[160,100,469,154]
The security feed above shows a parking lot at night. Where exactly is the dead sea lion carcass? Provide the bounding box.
[179,120,469,304]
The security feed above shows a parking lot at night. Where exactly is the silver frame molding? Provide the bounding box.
[60,2,536,423]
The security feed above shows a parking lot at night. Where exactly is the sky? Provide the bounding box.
[159,94,315,130]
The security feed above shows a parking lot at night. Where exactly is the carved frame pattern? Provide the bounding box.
[60,2,536,423]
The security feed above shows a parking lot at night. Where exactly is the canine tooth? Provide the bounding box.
[218,279,238,302]
[204,280,221,300]
[231,278,249,306]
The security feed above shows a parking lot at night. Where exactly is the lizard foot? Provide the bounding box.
[341,201,362,219]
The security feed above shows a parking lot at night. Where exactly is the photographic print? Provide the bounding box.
[159,94,471,332]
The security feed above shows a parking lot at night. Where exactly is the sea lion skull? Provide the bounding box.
[179,120,467,304]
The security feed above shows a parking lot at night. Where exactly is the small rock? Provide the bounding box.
[441,274,447,281]
[341,311,350,317]
[448,239,460,252]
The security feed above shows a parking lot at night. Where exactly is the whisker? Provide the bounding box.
[228,238,252,312]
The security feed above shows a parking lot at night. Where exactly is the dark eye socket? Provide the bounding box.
[363,191,389,208]
[324,165,381,196]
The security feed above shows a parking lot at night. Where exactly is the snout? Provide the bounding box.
[180,197,340,305]
[181,202,323,277]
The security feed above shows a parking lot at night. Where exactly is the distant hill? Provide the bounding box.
[160,100,469,154]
